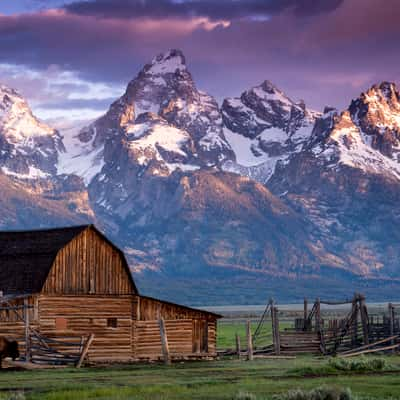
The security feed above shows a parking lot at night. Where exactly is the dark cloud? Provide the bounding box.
[65,0,344,20]
[0,0,399,114]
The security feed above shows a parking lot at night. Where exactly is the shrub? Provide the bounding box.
[328,357,387,372]
[0,393,25,400]
[273,386,353,400]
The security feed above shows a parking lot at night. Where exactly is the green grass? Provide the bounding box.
[2,323,400,400]
[2,356,400,400]
[217,320,291,349]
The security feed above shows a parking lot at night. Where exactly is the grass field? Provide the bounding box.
[2,356,400,399]
[1,322,400,400]
[217,320,291,349]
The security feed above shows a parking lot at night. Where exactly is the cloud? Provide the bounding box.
[0,0,398,117]
[0,62,123,120]
[65,0,344,20]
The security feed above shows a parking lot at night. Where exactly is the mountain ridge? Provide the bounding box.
[1,50,400,303]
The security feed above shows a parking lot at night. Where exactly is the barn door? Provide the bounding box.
[192,320,208,353]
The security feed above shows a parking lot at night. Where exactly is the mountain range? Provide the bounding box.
[2,49,400,305]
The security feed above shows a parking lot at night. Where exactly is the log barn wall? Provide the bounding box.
[38,295,133,362]
[0,225,219,363]
[133,296,218,359]
[42,228,135,295]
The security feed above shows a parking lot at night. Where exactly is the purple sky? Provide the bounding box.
[0,0,399,122]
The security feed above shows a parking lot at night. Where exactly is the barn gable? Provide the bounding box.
[0,225,137,296]
[42,226,137,295]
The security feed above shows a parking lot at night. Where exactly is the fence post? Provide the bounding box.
[235,333,241,359]
[359,295,369,346]
[351,296,358,346]
[159,318,171,365]
[246,321,253,361]
[315,298,321,332]
[389,303,395,351]
[303,298,308,331]
[24,298,30,362]
[76,333,95,368]
[272,306,281,355]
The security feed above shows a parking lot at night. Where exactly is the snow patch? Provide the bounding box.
[57,124,104,185]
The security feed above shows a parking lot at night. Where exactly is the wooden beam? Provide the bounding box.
[235,333,241,359]
[351,298,358,346]
[159,318,171,365]
[341,343,400,358]
[76,334,94,368]
[359,295,369,345]
[315,298,321,332]
[24,298,30,362]
[389,303,395,351]
[246,320,253,361]
[339,335,399,355]
[303,298,308,331]
[272,307,280,355]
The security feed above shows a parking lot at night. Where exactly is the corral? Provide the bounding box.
[0,225,219,366]
[221,295,400,359]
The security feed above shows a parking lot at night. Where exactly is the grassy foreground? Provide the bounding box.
[2,355,400,400]
[1,323,400,399]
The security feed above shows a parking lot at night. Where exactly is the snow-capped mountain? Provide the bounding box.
[307,82,400,182]
[222,80,320,183]
[65,49,234,190]
[268,81,400,277]
[0,85,64,180]
[2,50,400,303]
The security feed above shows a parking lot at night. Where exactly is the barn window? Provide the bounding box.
[107,318,118,328]
[55,317,68,330]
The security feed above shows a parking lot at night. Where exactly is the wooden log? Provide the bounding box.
[359,296,369,345]
[76,334,94,368]
[303,298,308,331]
[351,297,358,346]
[235,333,241,359]
[341,343,400,358]
[158,318,171,365]
[338,335,399,355]
[24,298,31,362]
[246,321,253,361]
[389,303,395,351]
[272,307,281,355]
[315,298,321,332]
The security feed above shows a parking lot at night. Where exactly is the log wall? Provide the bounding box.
[37,295,133,362]
[0,295,218,362]
[42,228,135,295]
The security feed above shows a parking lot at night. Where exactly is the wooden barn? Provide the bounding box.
[0,225,219,364]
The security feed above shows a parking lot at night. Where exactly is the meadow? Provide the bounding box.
[2,355,400,400]
[1,322,400,400]
[0,321,400,400]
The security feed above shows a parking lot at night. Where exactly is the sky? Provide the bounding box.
[0,0,399,124]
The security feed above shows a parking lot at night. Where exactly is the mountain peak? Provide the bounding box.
[261,80,280,93]
[362,81,399,104]
[145,49,187,76]
[0,84,19,98]
[0,84,25,115]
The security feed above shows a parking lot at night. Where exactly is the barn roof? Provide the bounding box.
[0,225,137,295]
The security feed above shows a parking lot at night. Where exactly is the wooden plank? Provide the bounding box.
[341,343,400,358]
[76,334,95,368]
[235,333,241,359]
[339,335,399,355]
[158,318,171,365]
[246,320,253,361]
[24,298,31,362]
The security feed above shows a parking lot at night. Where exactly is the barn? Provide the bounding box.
[0,225,219,363]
